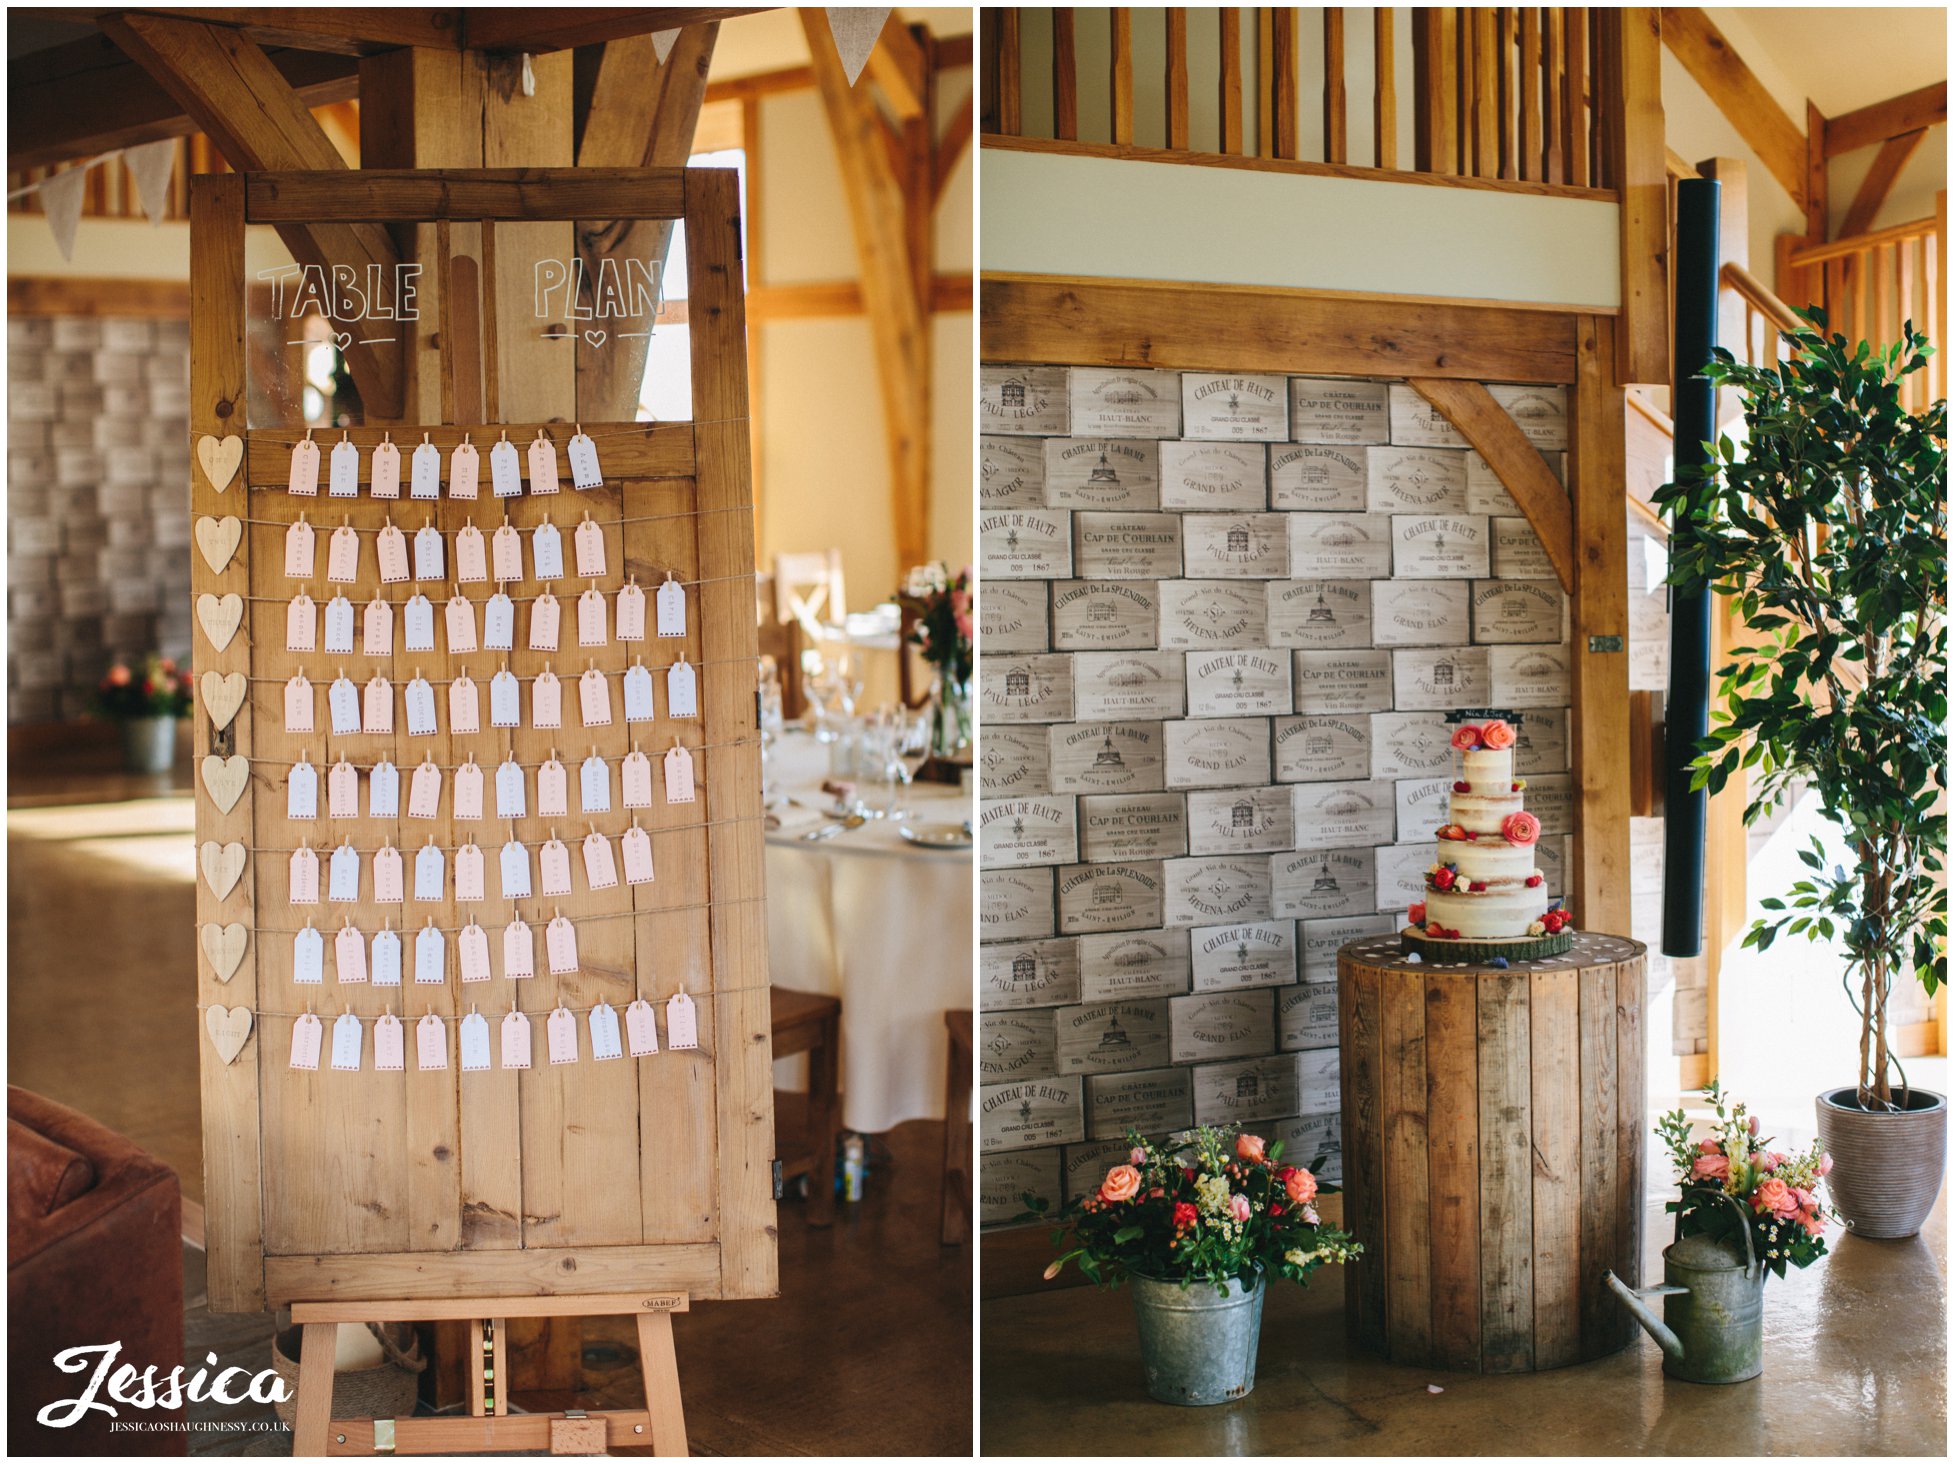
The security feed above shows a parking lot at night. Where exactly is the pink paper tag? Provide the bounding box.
[529,592,561,651]
[415,923,445,983]
[528,434,561,495]
[663,745,696,804]
[622,826,655,884]
[454,760,484,819]
[336,923,367,983]
[290,1013,324,1070]
[416,1013,448,1070]
[484,592,515,649]
[449,440,480,499]
[324,594,355,654]
[290,760,319,820]
[328,759,358,818]
[364,596,393,655]
[455,843,485,902]
[500,1009,532,1069]
[590,1002,624,1060]
[327,525,360,582]
[574,518,606,577]
[408,759,441,819]
[331,1012,363,1071]
[449,673,480,735]
[290,847,320,904]
[578,588,608,646]
[537,758,569,817]
[373,1013,405,1071]
[500,841,532,899]
[532,670,563,729]
[583,832,618,890]
[666,990,700,1050]
[459,921,492,981]
[459,1012,491,1071]
[287,593,317,653]
[284,674,314,734]
[373,845,404,904]
[492,523,523,581]
[490,439,523,498]
[616,583,647,641]
[373,927,402,986]
[625,998,660,1056]
[657,578,686,638]
[411,439,441,499]
[579,668,612,727]
[288,437,321,496]
[363,675,394,735]
[622,751,654,808]
[377,523,410,583]
[445,595,478,654]
[284,518,316,578]
[371,438,401,499]
[455,523,488,582]
[546,915,579,974]
[329,438,359,497]
[503,917,535,979]
[326,842,357,900]
[547,1006,579,1065]
[539,838,573,896]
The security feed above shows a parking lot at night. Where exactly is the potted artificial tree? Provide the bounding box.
[1655,311,1946,1239]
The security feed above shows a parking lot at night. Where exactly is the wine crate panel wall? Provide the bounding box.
[977,365,1574,1228]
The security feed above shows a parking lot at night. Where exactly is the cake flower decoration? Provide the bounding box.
[1501,810,1541,845]
[1480,718,1516,750]
[1450,723,1484,751]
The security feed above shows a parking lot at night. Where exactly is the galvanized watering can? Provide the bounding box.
[1605,1191,1764,1384]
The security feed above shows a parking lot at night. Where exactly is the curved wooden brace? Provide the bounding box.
[1408,376,1576,593]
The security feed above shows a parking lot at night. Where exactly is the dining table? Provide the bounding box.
[762,728,973,1134]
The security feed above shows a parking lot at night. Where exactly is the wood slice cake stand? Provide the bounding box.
[1336,931,1648,1373]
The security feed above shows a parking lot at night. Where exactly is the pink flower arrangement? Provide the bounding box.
[1658,1080,1833,1278]
[93,655,193,721]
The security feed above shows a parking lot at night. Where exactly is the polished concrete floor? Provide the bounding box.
[9,753,972,1457]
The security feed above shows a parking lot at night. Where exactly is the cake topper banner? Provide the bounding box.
[1443,707,1524,724]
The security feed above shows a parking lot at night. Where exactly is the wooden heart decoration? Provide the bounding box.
[200,840,246,900]
[196,593,245,651]
[201,754,250,813]
[200,922,248,982]
[205,1004,253,1064]
[196,433,244,493]
[583,329,608,348]
[201,671,247,731]
[195,515,243,574]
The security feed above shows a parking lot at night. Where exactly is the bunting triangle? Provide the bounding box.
[123,139,177,227]
[826,6,892,86]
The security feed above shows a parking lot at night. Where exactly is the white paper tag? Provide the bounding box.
[411,439,442,499]
[285,518,316,578]
[538,757,569,817]
[293,924,324,984]
[287,592,317,653]
[539,837,574,897]
[329,438,360,498]
[484,591,516,649]
[568,430,603,489]
[373,927,402,987]
[408,759,441,819]
[625,998,659,1056]
[290,1012,323,1070]
[413,843,444,901]
[454,760,484,819]
[455,842,485,902]
[414,923,445,984]
[501,1009,532,1069]
[288,758,319,820]
[500,841,532,899]
[490,437,523,498]
[416,1012,447,1069]
[580,754,611,813]
[284,674,314,734]
[377,522,410,582]
[331,1012,364,1071]
[328,675,359,736]
[532,669,562,729]
[667,659,698,718]
[373,845,404,903]
[327,524,360,582]
[335,923,366,984]
[371,438,401,499]
[656,578,686,638]
[578,587,608,647]
[490,670,521,728]
[617,582,647,641]
[666,990,700,1050]
[363,595,393,655]
[622,825,655,884]
[590,1001,624,1059]
[574,518,606,578]
[622,751,654,808]
[373,1013,404,1071]
[528,434,561,495]
[328,758,358,818]
[459,920,492,980]
[363,675,394,735]
[289,846,320,904]
[288,436,321,497]
[413,524,444,581]
[404,675,437,736]
[327,843,359,901]
[324,594,355,653]
[495,758,526,817]
[529,591,561,651]
[449,673,480,735]
[583,831,618,889]
[546,914,579,974]
[445,595,478,655]
[547,1005,578,1064]
[623,664,655,722]
[459,1011,492,1071]
[579,668,612,727]
[503,917,535,979]
[449,440,480,500]
[532,521,564,580]
[663,744,696,804]
[403,593,435,651]
[492,523,523,581]
[368,760,400,818]
[455,522,488,582]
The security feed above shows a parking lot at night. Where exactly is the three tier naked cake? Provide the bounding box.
[1402,717,1574,961]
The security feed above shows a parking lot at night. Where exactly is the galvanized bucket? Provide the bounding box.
[120,715,177,774]
[1129,1268,1265,1406]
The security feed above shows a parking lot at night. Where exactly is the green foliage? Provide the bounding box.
[1651,308,1946,1105]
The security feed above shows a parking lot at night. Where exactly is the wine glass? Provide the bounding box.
[889,706,931,823]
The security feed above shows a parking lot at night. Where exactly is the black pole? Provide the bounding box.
[1662,177,1720,958]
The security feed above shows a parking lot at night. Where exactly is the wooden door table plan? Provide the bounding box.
[188,166,776,1448]
[1336,932,1647,1373]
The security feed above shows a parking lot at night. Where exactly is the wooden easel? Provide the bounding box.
[290,1293,689,1457]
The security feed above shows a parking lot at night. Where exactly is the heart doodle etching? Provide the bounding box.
[583,329,608,348]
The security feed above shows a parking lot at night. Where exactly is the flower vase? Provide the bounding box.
[1128,1268,1266,1406]
[931,677,971,760]
[121,715,178,774]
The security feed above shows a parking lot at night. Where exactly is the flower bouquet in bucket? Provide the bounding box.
[1026,1126,1360,1405]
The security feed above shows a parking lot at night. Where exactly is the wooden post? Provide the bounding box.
[1110,8,1134,145]
[1322,7,1346,164]
[1601,7,1669,385]
[1218,9,1242,154]
[1373,7,1396,170]
[1165,9,1189,151]
[1051,8,1076,141]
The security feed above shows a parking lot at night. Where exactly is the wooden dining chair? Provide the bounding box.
[772,549,846,642]
[770,986,841,1227]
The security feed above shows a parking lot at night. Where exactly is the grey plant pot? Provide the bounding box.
[1815,1086,1947,1240]
[120,715,179,774]
[1128,1269,1265,1406]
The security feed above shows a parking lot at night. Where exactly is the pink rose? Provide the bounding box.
[1501,810,1541,845]
[1285,1168,1319,1205]
[107,664,132,687]
[1237,1133,1267,1164]
[1129,1146,1147,1166]
[1756,1150,1781,1171]
[1691,1153,1729,1182]
[1818,1152,1834,1176]
[1450,724,1484,751]
[1480,719,1515,750]
[1697,1138,1721,1155]
[1099,1164,1141,1204]
[1752,1176,1796,1219]
[1747,1115,1761,1135]
[1228,1193,1252,1225]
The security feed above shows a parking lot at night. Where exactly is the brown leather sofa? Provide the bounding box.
[9,1086,184,1455]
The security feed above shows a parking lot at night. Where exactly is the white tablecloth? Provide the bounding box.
[764,731,972,1132]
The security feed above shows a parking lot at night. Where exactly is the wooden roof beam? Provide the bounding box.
[1840,128,1927,238]
[1824,82,1946,157]
[461,8,772,55]
[866,14,928,120]
[1658,7,1807,211]
[100,10,404,416]
[47,7,462,54]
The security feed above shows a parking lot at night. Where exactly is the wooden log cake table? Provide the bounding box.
[1336,931,1648,1373]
